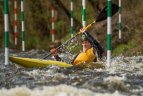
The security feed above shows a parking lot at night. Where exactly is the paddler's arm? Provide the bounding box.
[50,48,62,61]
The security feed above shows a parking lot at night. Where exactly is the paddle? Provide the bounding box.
[43,3,119,59]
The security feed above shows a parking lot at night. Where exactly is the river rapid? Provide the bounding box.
[0,49,143,96]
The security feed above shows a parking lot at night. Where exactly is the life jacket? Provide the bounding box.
[73,48,96,65]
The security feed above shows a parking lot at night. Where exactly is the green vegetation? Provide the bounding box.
[27,36,40,49]
[113,44,128,56]
[113,39,139,56]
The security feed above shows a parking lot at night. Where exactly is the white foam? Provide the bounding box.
[0,85,125,96]
[103,76,128,91]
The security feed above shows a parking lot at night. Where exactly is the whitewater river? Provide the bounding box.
[0,49,143,96]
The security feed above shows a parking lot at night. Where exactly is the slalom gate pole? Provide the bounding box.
[107,0,112,67]
[14,0,18,45]
[70,0,74,37]
[4,0,9,65]
[51,6,55,42]
[118,0,122,39]
[21,0,25,51]
[82,0,86,27]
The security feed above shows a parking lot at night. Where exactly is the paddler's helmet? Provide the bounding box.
[81,34,88,42]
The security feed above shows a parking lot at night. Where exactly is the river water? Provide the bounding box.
[0,49,143,96]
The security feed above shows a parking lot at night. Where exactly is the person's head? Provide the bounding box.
[81,35,91,51]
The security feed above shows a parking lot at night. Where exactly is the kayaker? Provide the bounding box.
[50,28,104,65]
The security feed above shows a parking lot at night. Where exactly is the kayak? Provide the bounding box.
[9,56,105,68]
[9,56,73,68]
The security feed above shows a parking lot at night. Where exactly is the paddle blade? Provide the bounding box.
[96,3,119,22]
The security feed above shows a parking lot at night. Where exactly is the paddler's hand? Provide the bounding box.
[80,28,86,33]
[50,48,58,56]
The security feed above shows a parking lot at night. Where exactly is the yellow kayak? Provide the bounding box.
[9,56,105,68]
[9,56,73,68]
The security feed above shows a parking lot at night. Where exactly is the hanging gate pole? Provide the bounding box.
[4,0,9,65]
[107,0,112,67]
[21,0,25,51]
[118,0,122,39]
[70,0,74,37]
[14,0,18,45]
[82,0,86,27]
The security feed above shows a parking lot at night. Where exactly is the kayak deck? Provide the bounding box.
[9,56,73,68]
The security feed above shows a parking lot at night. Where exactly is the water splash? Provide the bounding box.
[0,49,143,95]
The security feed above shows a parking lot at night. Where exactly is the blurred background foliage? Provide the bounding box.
[0,0,143,56]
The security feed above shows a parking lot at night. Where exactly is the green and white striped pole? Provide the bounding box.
[21,0,25,51]
[70,0,74,37]
[4,0,9,65]
[107,0,112,67]
[82,0,86,27]
[118,0,122,39]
